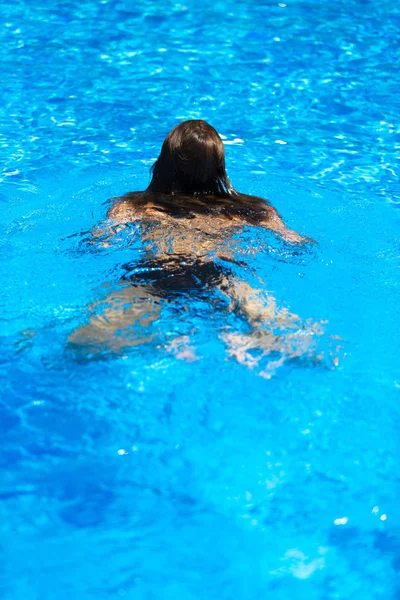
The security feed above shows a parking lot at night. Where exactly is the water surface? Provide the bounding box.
[1,1,400,599]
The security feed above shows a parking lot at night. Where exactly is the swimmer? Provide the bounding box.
[70,120,333,375]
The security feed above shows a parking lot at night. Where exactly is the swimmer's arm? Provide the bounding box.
[261,208,312,244]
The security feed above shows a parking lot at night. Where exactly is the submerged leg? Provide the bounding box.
[218,276,330,376]
[68,284,162,355]
[69,283,202,361]
[222,327,324,378]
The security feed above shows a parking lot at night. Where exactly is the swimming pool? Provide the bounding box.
[1,0,400,598]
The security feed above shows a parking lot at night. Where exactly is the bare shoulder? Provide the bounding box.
[107,194,143,223]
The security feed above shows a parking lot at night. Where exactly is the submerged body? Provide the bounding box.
[71,191,325,375]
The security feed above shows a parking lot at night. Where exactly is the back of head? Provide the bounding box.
[147,120,235,196]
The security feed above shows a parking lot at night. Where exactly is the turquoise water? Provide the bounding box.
[1,1,400,598]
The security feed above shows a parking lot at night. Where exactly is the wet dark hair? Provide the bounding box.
[147,120,236,196]
[121,120,275,225]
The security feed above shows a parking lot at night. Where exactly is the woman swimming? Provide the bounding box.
[70,120,329,376]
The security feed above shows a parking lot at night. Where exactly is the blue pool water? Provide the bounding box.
[1,0,400,598]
